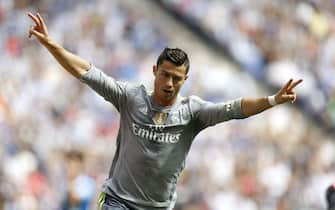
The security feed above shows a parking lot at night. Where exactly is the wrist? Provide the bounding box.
[41,36,52,46]
[268,95,277,106]
[43,37,62,51]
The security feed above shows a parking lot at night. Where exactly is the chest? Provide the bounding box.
[125,94,191,127]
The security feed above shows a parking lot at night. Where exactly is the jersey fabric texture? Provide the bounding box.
[80,65,247,210]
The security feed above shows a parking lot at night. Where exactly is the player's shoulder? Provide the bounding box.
[124,83,150,99]
[188,95,207,105]
[180,95,207,114]
[123,82,143,92]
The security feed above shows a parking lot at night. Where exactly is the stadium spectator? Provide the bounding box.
[326,183,335,210]
[61,150,95,210]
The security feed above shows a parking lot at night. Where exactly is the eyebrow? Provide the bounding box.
[161,69,184,78]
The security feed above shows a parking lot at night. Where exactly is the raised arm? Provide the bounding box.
[28,12,90,78]
[241,79,303,117]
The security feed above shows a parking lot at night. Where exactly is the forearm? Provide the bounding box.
[41,38,90,78]
[241,97,273,117]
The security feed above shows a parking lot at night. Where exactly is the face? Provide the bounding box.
[153,60,188,106]
[67,158,83,180]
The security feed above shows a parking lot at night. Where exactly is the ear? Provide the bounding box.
[153,65,158,76]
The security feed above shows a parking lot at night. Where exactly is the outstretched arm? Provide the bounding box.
[241,79,303,117]
[28,12,90,78]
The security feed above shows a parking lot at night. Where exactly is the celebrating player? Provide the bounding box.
[28,12,302,210]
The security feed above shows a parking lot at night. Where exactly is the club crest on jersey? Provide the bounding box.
[153,112,168,125]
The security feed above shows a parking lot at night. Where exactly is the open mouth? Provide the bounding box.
[163,89,173,94]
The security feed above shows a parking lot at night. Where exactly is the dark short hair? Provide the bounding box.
[156,47,190,74]
[66,150,84,162]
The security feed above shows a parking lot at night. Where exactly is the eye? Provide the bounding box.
[173,76,183,83]
[160,71,169,78]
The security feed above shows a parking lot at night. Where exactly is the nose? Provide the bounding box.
[165,76,173,88]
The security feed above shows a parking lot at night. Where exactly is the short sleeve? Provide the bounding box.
[80,65,127,111]
[190,96,247,131]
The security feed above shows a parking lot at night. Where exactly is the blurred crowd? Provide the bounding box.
[161,0,335,131]
[0,0,334,210]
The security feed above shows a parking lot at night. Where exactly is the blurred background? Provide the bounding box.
[0,0,335,209]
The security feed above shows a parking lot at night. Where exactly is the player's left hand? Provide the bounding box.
[274,79,303,104]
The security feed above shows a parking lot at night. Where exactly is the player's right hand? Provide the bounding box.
[28,12,49,43]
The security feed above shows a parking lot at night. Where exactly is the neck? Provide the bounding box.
[153,92,177,107]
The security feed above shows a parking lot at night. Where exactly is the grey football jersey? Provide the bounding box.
[80,65,246,209]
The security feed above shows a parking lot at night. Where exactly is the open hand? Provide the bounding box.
[28,12,49,43]
[274,79,303,104]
